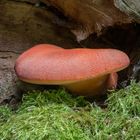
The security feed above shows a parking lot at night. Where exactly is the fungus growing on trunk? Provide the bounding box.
[15,44,130,96]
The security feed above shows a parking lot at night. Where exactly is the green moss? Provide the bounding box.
[0,82,140,140]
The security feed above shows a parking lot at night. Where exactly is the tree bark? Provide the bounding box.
[0,0,140,106]
[43,0,133,41]
[114,0,140,22]
[0,0,80,105]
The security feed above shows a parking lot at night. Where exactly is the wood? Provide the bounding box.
[0,0,140,106]
[0,0,80,105]
[43,0,132,41]
[114,0,140,22]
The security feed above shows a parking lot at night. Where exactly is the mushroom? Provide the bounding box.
[15,44,130,96]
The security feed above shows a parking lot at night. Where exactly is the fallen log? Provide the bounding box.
[43,0,133,41]
[0,0,80,106]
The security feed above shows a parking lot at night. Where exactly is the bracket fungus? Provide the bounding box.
[15,44,130,96]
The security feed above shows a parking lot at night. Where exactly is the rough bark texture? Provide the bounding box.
[0,0,80,105]
[114,0,140,23]
[0,0,140,106]
[43,0,132,41]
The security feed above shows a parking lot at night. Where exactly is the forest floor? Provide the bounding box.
[0,81,140,140]
[0,1,140,139]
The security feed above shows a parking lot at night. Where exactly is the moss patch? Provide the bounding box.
[0,81,140,140]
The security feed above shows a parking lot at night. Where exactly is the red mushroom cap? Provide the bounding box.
[15,44,130,85]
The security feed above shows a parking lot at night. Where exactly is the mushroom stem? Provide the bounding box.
[107,72,118,90]
[63,75,109,96]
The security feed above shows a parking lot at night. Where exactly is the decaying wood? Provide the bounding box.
[114,0,140,23]
[0,0,140,106]
[0,0,80,105]
[43,0,133,41]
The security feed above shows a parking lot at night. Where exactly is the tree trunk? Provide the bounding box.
[114,0,140,22]
[0,0,140,107]
[43,0,133,41]
[0,0,80,106]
